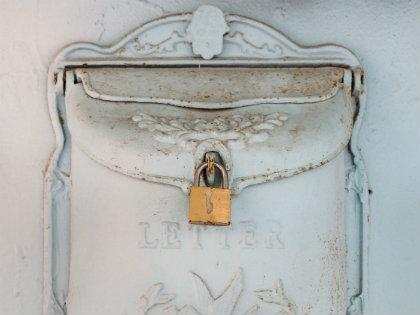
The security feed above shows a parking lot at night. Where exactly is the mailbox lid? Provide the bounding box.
[65,66,353,193]
[76,67,344,108]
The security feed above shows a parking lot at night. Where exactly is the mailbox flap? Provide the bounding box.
[76,67,344,109]
[65,66,353,194]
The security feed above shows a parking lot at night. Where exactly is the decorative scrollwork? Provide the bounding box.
[124,30,187,56]
[224,31,283,57]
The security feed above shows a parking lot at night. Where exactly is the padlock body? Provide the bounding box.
[189,186,231,225]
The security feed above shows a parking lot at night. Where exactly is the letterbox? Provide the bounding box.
[43,5,369,315]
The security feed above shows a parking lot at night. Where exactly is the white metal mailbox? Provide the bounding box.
[44,5,369,315]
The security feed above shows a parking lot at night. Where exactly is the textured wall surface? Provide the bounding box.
[0,0,419,314]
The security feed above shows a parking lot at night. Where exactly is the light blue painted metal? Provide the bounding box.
[44,5,369,315]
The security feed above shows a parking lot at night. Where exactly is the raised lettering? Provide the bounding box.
[188,225,206,249]
[264,220,284,249]
[138,222,158,248]
[238,221,257,249]
[161,221,181,249]
[218,226,230,249]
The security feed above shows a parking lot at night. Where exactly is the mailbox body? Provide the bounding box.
[43,6,368,315]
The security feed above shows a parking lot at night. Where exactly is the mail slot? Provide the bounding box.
[43,5,368,315]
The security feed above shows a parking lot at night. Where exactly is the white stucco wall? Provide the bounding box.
[0,1,419,314]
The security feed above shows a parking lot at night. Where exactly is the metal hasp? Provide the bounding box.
[44,5,369,315]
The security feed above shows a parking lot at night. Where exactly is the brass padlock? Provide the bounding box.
[189,162,231,225]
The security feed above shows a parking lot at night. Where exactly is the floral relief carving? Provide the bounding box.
[139,268,295,315]
[132,112,288,151]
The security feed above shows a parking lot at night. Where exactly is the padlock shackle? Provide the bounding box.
[193,162,228,189]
